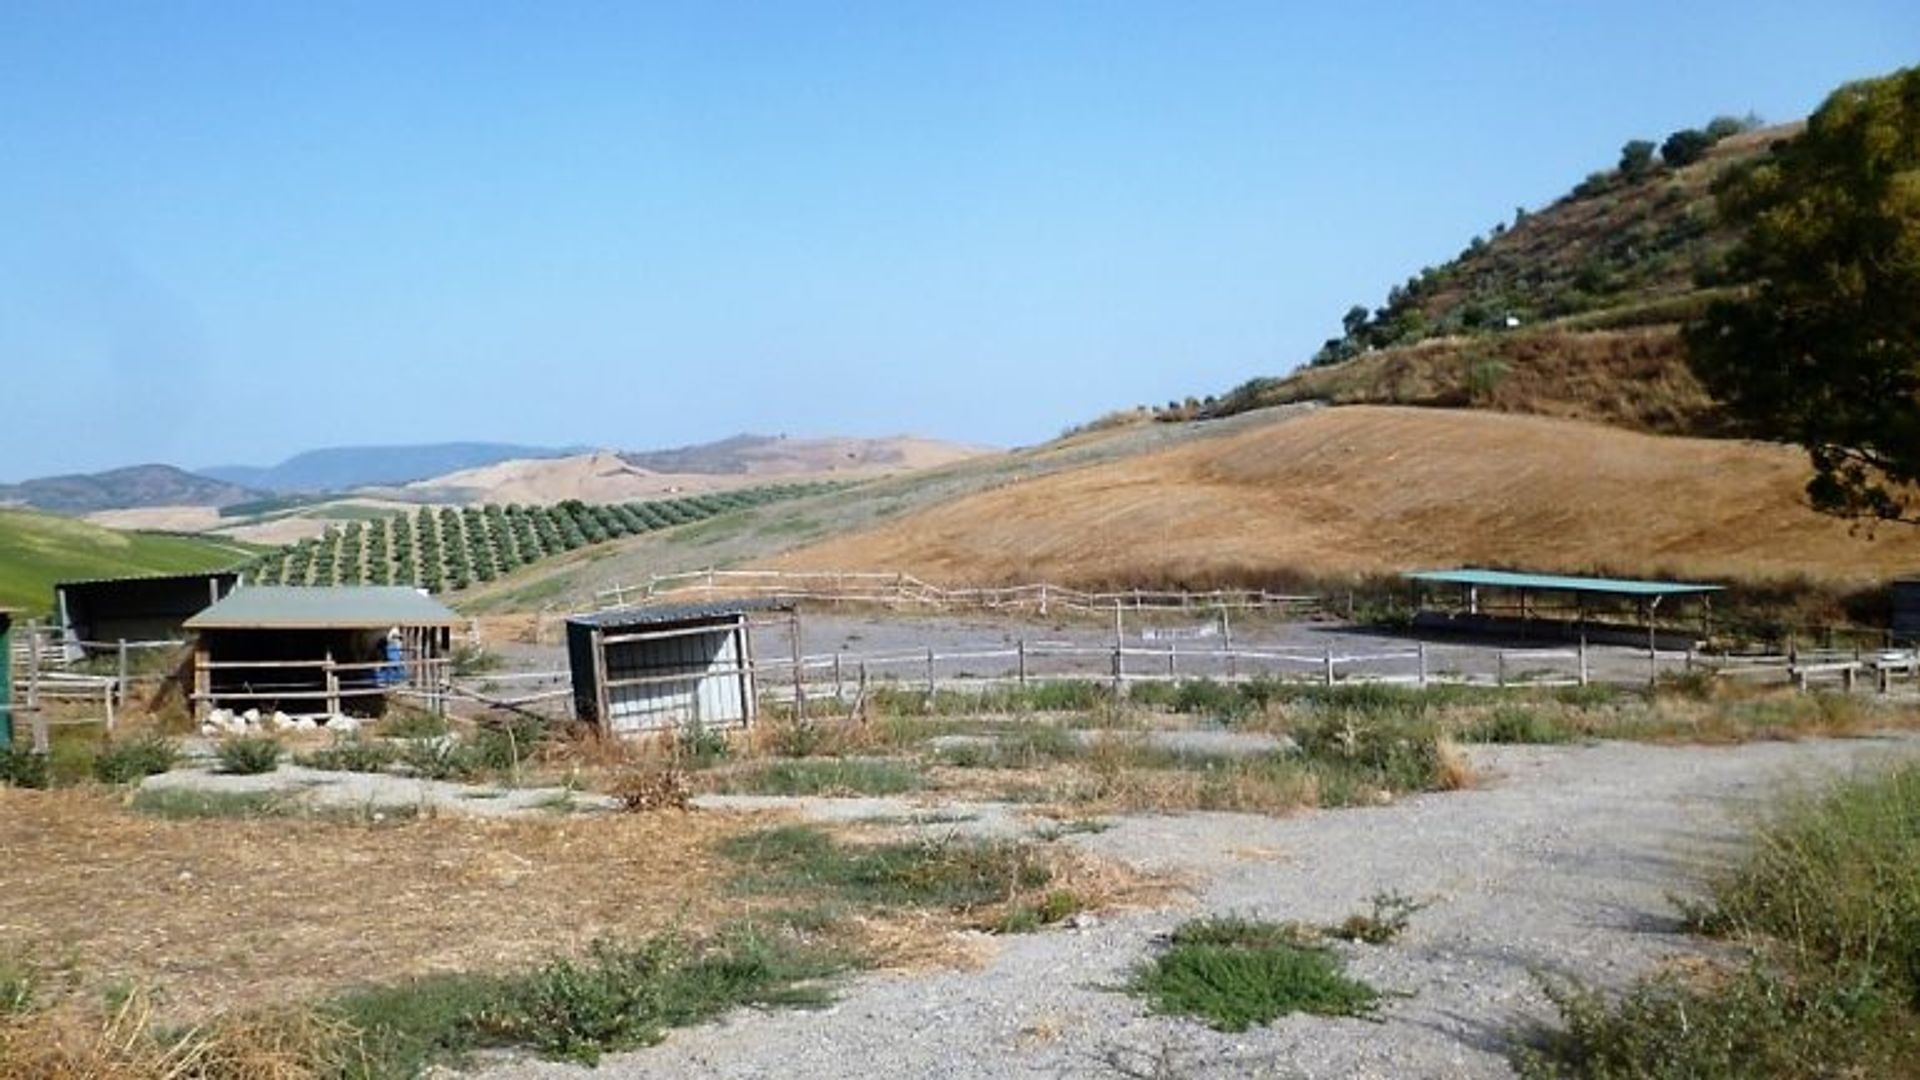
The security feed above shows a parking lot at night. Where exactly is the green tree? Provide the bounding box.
[1618,139,1657,180]
[1686,67,1920,520]
[1704,113,1755,141]
[1660,127,1714,167]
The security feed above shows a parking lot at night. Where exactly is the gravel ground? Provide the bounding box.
[474,734,1920,1080]
[140,764,615,817]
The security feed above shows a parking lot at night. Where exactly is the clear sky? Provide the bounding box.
[1,2,1912,481]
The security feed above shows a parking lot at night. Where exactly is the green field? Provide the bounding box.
[0,509,258,616]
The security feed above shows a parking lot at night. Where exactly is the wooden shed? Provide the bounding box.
[567,601,789,735]
[57,571,240,659]
[184,587,459,721]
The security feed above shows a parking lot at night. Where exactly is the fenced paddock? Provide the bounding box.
[10,596,1920,750]
[595,568,1321,618]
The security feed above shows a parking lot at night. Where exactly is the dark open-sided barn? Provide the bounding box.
[185,587,458,721]
[567,601,792,735]
[1404,568,1722,649]
[1894,579,1920,644]
[57,571,240,658]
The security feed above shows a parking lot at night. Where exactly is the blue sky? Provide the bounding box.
[0,2,1912,481]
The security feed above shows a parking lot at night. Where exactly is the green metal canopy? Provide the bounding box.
[184,586,459,631]
[1403,569,1722,597]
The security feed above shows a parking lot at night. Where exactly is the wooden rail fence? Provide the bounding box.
[595,569,1321,617]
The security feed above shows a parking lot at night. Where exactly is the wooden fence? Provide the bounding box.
[594,568,1321,617]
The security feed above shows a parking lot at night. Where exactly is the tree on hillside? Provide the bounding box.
[1686,67,1920,521]
[1619,139,1657,180]
[1660,128,1714,167]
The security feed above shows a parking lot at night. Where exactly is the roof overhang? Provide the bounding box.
[185,586,460,631]
[1403,568,1723,598]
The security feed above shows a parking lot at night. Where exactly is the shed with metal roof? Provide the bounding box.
[185,587,458,722]
[566,600,791,735]
[1402,567,1722,648]
[56,570,241,659]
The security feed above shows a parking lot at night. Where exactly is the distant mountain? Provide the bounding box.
[0,464,260,514]
[202,442,584,493]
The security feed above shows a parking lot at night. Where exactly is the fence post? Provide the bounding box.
[116,639,130,715]
[925,647,936,703]
[1222,608,1235,680]
[1168,644,1177,679]
[1578,633,1589,687]
[1417,641,1428,689]
[1017,639,1027,686]
[833,653,844,700]
[325,652,341,718]
[1323,643,1335,688]
[1111,646,1124,696]
[789,613,806,720]
[856,662,869,722]
[30,708,48,755]
[1647,622,1660,687]
[1497,651,1507,689]
[103,681,115,732]
[24,619,39,710]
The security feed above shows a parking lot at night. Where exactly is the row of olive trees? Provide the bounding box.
[248,484,836,592]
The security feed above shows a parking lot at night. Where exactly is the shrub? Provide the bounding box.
[1328,891,1428,944]
[721,825,1053,914]
[0,747,49,789]
[398,738,477,782]
[1618,139,1656,180]
[1660,127,1714,167]
[296,733,398,773]
[609,766,691,812]
[215,735,282,775]
[674,718,731,768]
[467,717,549,774]
[1463,705,1575,744]
[1128,917,1381,1031]
[91,734,179,784]
[476,931,843,1065]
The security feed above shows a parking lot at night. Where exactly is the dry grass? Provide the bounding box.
[0,787,765,1022]
[771,405,1920,591]
[0,991,356,1080]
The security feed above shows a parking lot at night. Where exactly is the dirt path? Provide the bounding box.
[476,735,1919,1079]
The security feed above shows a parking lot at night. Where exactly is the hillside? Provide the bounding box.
[766,406,1920,590]
[1202,124,1796,435]
[0,464,259,514]
[619,434,994,477]
[404,437,997,505]
[202,442,581,493]
[0,509,258,615]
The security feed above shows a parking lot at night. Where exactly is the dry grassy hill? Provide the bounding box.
[769,406,1920,590]
[400,437,995,505]
[1197,125,1797,436]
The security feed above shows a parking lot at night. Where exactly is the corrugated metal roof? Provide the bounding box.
[1404,568,1722,597]
[57,570,242,590]
[569,599,790,630]
[184,586,459,630]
